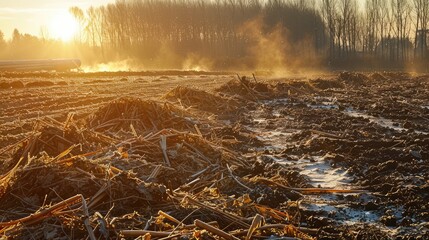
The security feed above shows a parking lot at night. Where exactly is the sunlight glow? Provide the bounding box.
[48,12,78,42]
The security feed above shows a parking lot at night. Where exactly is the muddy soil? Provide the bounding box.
[237,72,429,239]
[0,71,428,239]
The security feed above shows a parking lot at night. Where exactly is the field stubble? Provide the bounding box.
[0,71,428,239]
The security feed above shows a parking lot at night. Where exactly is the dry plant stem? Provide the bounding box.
[158,210,182,225]
[245,214,264,240]
[158,233,183,240]
[80,195,96,240]
[194,219,240,240]
[189,166,211,179]
[233,224,319,237]
[130,123,138,137]
[0,194,83,230]
[120,223,222,238]
[236,74,259,101]
[182,142,213,164]
[194,124,203,137]
[184,196,250,228]
[55,150,101,165]
[49,144,77,163]
[120,229,173,237]
[160,135,171,166]
[253,204,291,221]
[87,184,109,210]
[18,149,103,173]
[0,157,25,198]
[310,130,344,139]
[252,73,258,83]
[19,133,40,160]
[227,164,253,191]
[63,112,75,130]
[147,165,162,181]
[188,221,218,229]
[93,211,109,239]
[0,136,31,156]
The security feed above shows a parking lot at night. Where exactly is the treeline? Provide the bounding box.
[68,0,429,70]
[68,0,324,70]
[1,0,429,71]
[322,0,429,70]
[0,29,95,60]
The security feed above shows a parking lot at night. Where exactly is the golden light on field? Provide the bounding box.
[48,12,79,42]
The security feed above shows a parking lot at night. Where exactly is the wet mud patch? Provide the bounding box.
[239,73,429,238]
[1,72,429,239]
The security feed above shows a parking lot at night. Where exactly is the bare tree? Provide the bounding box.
[412,0,429,59]
[391,0,412,62]
[321,0,338,61]
[70,6,86,44]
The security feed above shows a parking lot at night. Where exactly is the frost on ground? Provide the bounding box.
[244,75,429,238]
[0,71,428,239]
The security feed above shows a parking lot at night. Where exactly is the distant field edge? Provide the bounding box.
[0,70,235,78]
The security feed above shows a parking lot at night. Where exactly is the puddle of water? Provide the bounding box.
[309,97,339,110]
[301,201,382,224]
[279,157,351,189]
[309,104,339,110]
[344,109,406,132]
[248,106,300,149]
[314,96,337,102]
[277,155,388,226]
[277,155,408,231]
[261,98,289,106]
[301,195,405,227]
[300,162,351,188]
[253,129,299,148]
[345,109,429,135]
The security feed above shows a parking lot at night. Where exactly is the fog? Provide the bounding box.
[0,0,428,72]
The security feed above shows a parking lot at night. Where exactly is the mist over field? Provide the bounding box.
[0,0,428,72]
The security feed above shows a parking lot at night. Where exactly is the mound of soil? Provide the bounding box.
[3,119,111,173]
[217,77,321,100]
[56,81,68,85]
[383,71,412,80]
[9,80,24,88]
[310,78,345,90]
[209,124,264,152]
[338,71,369,84]
[0,81,11,89]
[0,155,168,237]
[83,79,110,84]
[114,131,251,190]
[163,86,239,115]
[25,81,55,88]
[369,72,387,81]
[216,76,274,100]
[86,98,197,135]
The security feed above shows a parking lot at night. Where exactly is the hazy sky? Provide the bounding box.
[0,0,115,39]
[0,0,366,40]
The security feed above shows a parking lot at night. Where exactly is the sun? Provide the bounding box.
[49,12,79,42]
